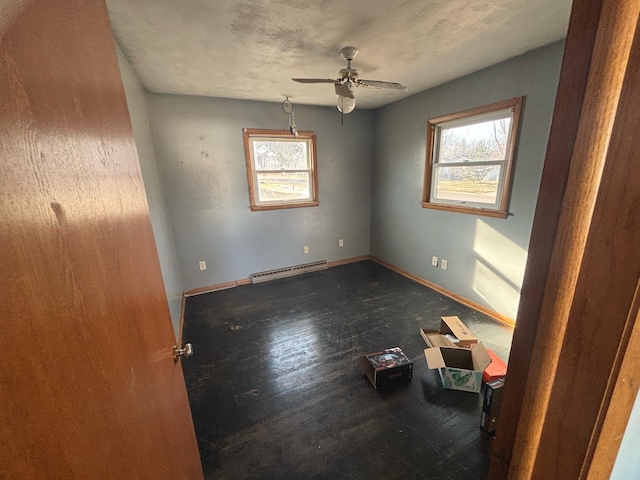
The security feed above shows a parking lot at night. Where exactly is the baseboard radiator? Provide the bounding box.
[251,260,328,284]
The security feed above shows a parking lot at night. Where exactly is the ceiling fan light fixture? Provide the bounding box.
[292,46,406,119]
[337,95,356,114]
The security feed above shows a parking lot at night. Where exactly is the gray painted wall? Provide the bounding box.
[370,42,565,319]
[145,95,372,291]
[116,44,184,338]
[120,40,640,470]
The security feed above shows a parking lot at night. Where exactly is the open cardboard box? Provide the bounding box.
[420,316,491,392]
[420,316,478,349]
[423,342,492,393]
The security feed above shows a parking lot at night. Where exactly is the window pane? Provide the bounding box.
[433,165,501,204]
[438,117,512,163]
[253,140,309,170]
[256,172,311,202]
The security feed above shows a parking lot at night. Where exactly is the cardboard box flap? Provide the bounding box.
[424,343,492,372]
[441,316,477,344]
[471,342,492,371]
[424,347,446,370]
[422,341,489,394]
[420,328,457,348]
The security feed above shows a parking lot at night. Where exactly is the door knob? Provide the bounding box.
[173,343,193,362]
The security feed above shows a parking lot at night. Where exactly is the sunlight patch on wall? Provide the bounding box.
[472,219,527,319]
[472,260,521,319]
[473,219,527,287]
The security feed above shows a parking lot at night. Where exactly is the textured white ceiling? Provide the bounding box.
[107,0,572,109]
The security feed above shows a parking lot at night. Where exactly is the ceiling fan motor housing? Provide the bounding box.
[339,67,358,80]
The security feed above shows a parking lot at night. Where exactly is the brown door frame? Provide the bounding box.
[490,0,640,478]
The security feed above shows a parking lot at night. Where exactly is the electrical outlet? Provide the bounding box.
[339,239,344,247]
[198,260,207,271]
[304,245,309,254]
[441,259,448,270]
[431,256,438,267]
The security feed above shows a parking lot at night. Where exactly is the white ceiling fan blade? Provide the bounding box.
[334,83,354,98]
[292,78,338,84]
[358,79,408,91]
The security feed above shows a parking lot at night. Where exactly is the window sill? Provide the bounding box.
[250,201,319,212]
[421,202,509,219]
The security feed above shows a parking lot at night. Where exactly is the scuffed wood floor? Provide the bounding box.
[182,260,513,480]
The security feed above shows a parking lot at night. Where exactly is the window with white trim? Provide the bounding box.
[422,97,523,218]
[243,129,319,211]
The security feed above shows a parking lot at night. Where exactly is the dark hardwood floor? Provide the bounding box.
[182,260,513,480]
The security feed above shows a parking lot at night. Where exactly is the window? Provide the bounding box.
[422,97,523,218]
[243,128,319,211]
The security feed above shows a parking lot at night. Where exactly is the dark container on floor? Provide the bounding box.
[359,347,413,389]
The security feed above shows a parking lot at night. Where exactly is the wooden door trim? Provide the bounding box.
[489,0,604,470]
[586,283,640,479]
[490,0,640,478]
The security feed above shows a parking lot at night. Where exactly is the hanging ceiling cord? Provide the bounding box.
[282,97,297,136]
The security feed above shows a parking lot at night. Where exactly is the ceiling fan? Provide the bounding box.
[292,46,408,115]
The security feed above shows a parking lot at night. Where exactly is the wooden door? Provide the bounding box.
[0,1,203,478]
